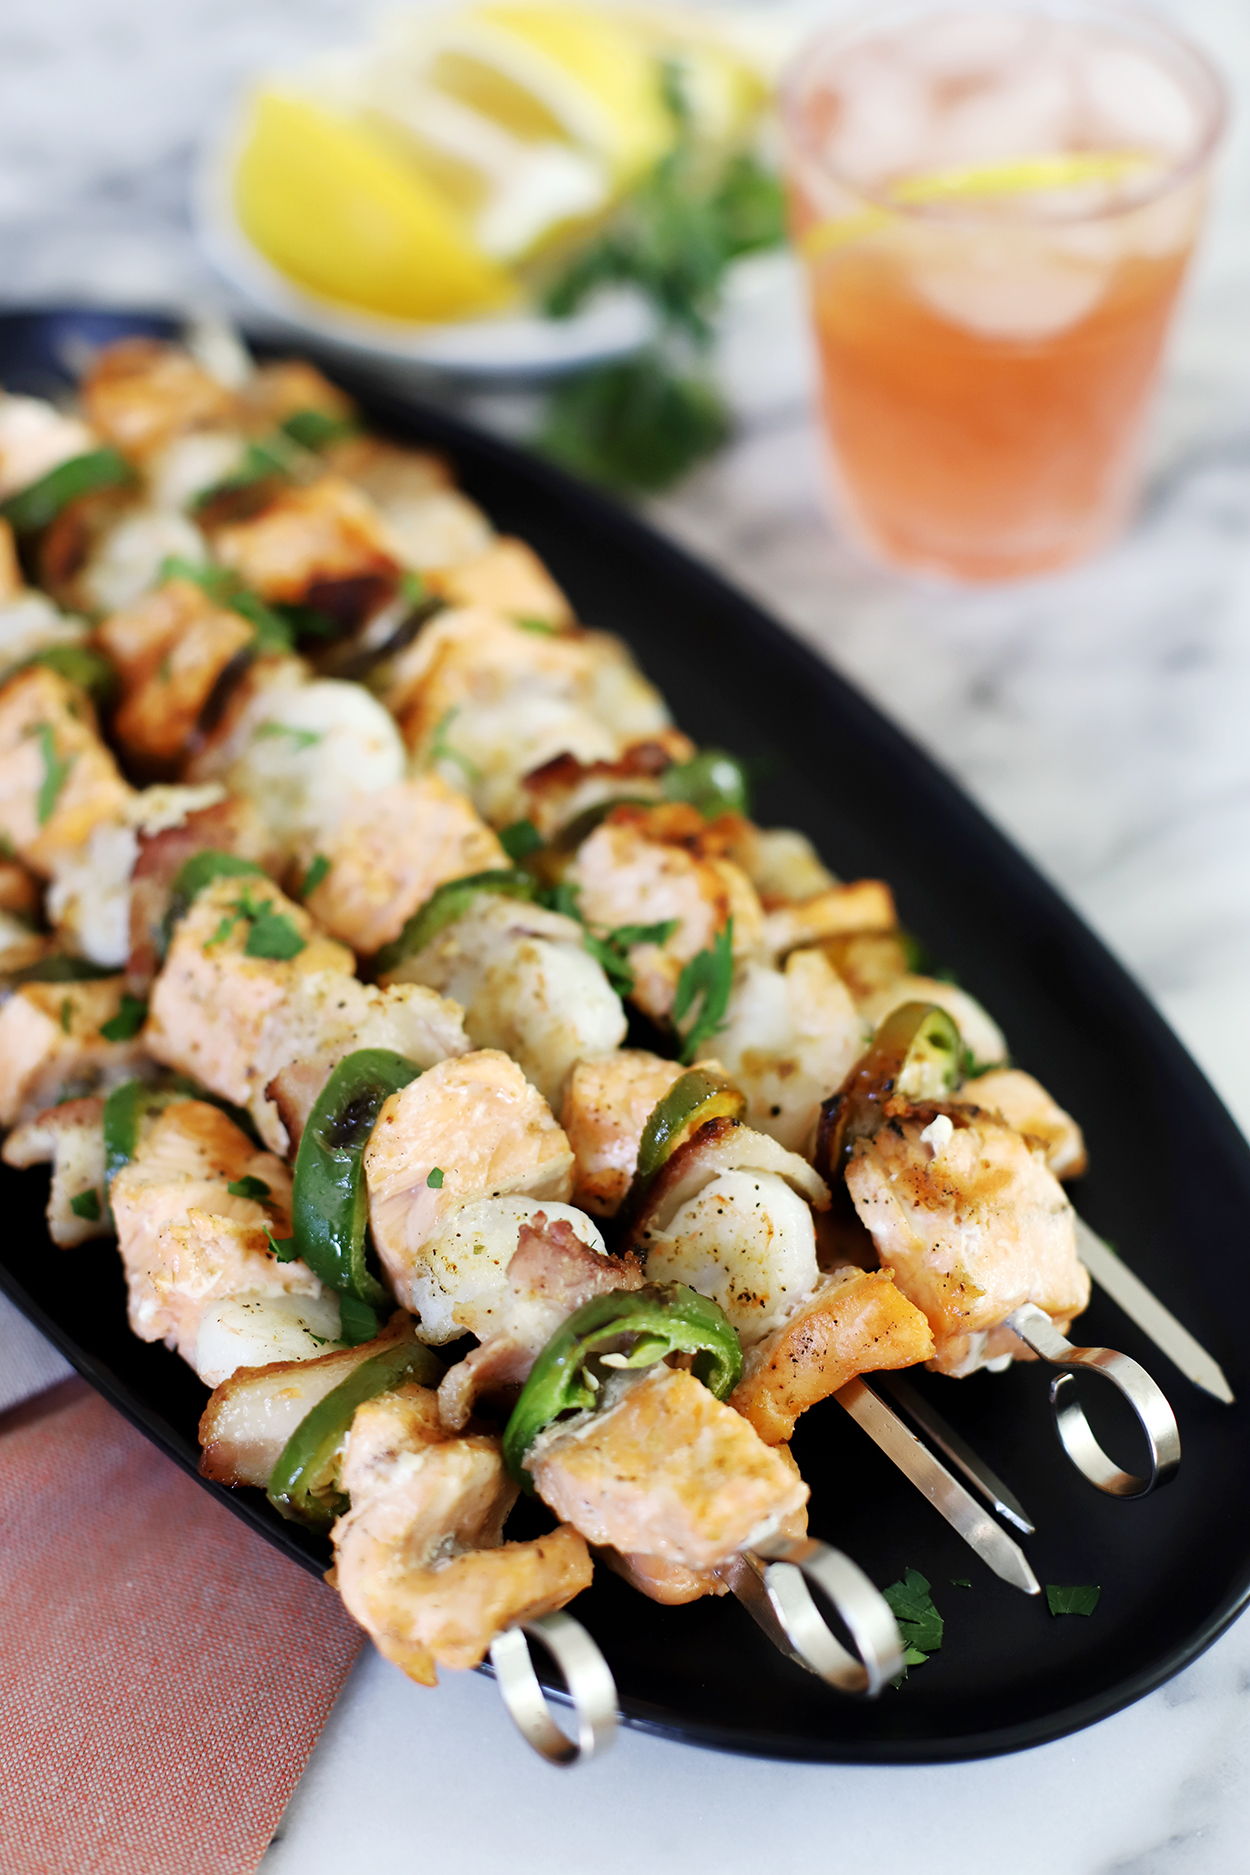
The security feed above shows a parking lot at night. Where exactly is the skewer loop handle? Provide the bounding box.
[1007,1302,1181,1497]
[489,1611,618,1766]
[741,1537,906,1695]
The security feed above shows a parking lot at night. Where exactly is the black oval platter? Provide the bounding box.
[2,307,1248,1765]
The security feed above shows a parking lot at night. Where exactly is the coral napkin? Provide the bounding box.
[0,1374,362,1875]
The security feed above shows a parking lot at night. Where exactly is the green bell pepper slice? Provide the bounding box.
[502,1282,743,1487]
[373,868,537,975]
[630,1066,745,1208]
[661,749,750,819]
[291,1048,421,1315]
[102,1081,185,1193]
[816,1001,963,1182]
[0,447,134,534]
[267,1335,445,1528]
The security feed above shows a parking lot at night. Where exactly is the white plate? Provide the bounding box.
[192,116,654,379]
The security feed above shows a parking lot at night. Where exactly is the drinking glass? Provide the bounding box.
[782,3,1226,580]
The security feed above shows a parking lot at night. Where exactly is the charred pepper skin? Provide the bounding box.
[815,1001,963,1185]
[292,1047,421,1318]
[630,1066,746,1210]
[267,1334,445,1528]
[503,1282,743,1488]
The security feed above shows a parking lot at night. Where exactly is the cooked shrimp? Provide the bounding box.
[715,948,867,1153]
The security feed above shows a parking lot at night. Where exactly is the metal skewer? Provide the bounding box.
[1075,1216,1234,1406]
[723,1538,906,1694]
[835,1377,1040,1595]
[877,1371,1035,1536]
[489,1611,618,1765]
[1007,1302,1181,1497]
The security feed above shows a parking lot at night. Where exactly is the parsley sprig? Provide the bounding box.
[537,65,786,493]
[583,919,678,997]
[883,1567,944,1677]
[204,885,307,961]
[34,723,74,826]
[672,918,735,1062]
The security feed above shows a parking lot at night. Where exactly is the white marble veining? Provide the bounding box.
[2,1,1250,1869]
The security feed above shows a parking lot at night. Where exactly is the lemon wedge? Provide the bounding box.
[423,5,676,188]
[235,89,516,321]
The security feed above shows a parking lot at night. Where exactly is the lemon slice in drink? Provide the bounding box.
[235,89,516,321]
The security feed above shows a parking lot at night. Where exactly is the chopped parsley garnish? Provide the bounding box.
[255,721,323,751]
[499,818,543,864]
[429,708,482,782]
[300,853,331,899]
[100,994,148,1042]
[514,615,558,635]
[58,996,73,1034]
[228,1175,271,1201]
[426,1167,445,1189]
[672,918,734,1063]
[35,723,74,826]
[204,885,307,961]
[883,1568,944,1675]
[951,1579,972,1589]
[69,1188,101,1222]
[1046,1584,1101,1617]
[536,879,582,921]
[263,1221,299,1263]
[583,919,678,997]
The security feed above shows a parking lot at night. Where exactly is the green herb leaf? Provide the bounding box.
[228,1174,271,1201]
[672,918,734,1062]
[337,1293,381,1346]
[244,907,307,961]
[69,1188,102,1221]
[499,819,543,864]
[426,1167,444,1189]
[255,721,322,751]
[264,1222,300,1263]
[34,723,74,826]
[951,1578,972,1589]
[883,1568,944,1679]
[429,708,482,782]
[1046,1584,1101,1617]
[281,408,358,451]
[536,880,582,921]
[400,569,426,608]
[157,557,295,655]
[583,918,678,997]
[100,994,148,1042]
[58,996,73,1034]
[192,438,293,509]
[514,615,558,635]
[539,350,730,495]
[300,853,331,898]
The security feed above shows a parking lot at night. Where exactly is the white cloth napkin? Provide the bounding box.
[0,1289,73,1414]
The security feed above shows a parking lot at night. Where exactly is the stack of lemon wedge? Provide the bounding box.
[233,4,770,325]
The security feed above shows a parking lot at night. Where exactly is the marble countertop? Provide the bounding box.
[3,1,1250,1868]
